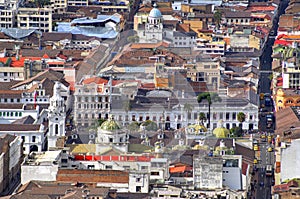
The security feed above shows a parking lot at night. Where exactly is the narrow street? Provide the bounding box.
[254,0,290,198]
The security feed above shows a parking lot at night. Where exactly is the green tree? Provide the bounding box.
[237,112,246,129]
[268,73,273,81]
[127,121,139,131]
[197,92,222,129]
[184,103,194,126]
[98,118,106,126]
[198,112,207,125]
[142,120,158,131]
[230,126,243,137]
[213,10,222,28]
[5,57,11,66]
[127,35,140,43]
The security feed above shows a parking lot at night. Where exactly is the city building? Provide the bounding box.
[57,14,122,39]
[16,7,53,32]
[0,134,23,195]
[112,96,259,131]
[73,76,122,127]
[96,115,129,153]
[10,181,110,198]
[222,155,243,190]
[274,88,300,111]
[0,0,17,29]
[137,3,164,43]
[193,155,223,189]
[0,103,40,124]
[21,150,62,184]
[0,123,46,154]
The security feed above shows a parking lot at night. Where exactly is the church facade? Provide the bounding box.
[137,4,164,43]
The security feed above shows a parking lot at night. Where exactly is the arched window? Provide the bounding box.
[55,124,59,135]
[286,99,294,104]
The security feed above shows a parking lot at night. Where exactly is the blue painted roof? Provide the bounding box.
[149,8,162,18]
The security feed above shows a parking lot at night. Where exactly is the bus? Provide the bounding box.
[266,165,273,176]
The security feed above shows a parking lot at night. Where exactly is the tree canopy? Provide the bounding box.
[237,112,246,123]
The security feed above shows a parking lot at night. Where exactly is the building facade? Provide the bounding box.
[17,7,53,32]
[0,123,46,154]
[0,134,23,195]
[73,76,122,127]
[193,155,223,189]
[137,4,163,43]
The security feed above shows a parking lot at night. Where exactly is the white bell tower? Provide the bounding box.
[47,81,66,150]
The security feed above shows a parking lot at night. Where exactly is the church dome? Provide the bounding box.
[213,127,230,138]
[149,4,162,18]
[100,115,120,131]
[188,124,207,133]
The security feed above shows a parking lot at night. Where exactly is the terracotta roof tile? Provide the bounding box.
[56,169,129,184]
[0,124,41,131]
[130,41,170,49]
[0,103,24,109]
[12,69,66,89]
[82,77,109,85]
[0,57,41,67]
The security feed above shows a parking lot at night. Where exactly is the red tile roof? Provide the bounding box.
[273,184,290,193]
[274,39,292,46]
[56,169,129,184]
[130,41,170,49]
[47,61,65,65]
[247,6,276,12]
[140,83,155,89]
[42,54,50,59]
[0,57,41,67]
[82,77,109,85]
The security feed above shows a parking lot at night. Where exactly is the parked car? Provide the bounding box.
[265,97,272,106]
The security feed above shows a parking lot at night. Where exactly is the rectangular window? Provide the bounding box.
[226,113,230,120]
[151,171,159,176]
[232,112,236,120]
[32,136,36,142]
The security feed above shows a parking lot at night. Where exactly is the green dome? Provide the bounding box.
[100,116,120,131]
[213,127,230,138]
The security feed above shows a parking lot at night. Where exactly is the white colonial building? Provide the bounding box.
[111,97,259,131]
[73,76,122,127]
[0,123,46,154]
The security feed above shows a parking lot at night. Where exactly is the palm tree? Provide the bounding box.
[197,92,222,129]
[213,10,222,28]
[184,103,194,126]
[237,112,246,129]
[198,112,207,125]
